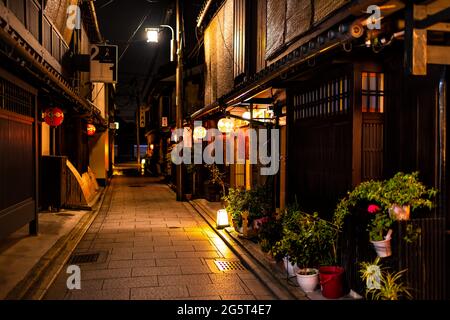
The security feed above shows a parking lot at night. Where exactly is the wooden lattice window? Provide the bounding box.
[362,72,384,113]
[0,77,34,117]
[293,76,350,120]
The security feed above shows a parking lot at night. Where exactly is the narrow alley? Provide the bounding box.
[44,176,275,300]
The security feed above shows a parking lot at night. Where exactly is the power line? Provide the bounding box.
[119,9,152,62]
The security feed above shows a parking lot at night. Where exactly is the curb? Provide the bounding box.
[5,183,112,300]
[185,199,306,300]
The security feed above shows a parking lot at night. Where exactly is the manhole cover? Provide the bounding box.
[67,253,100,264]
[214,260,247,272]
[128,185,145,188]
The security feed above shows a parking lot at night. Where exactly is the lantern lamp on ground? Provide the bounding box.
[216,209,230,229]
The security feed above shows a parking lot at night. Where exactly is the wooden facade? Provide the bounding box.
[0,69,38,239]
[194,0,450,299]
[0,0,110,239]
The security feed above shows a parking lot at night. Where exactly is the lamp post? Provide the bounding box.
[145,25,175,62]
[146,0,183,201]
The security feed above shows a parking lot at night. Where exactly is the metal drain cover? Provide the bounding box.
[67,253,100,264]
[214,260,246,272]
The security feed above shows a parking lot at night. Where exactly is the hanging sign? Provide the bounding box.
[90,44,118,83]
[44,107,64,127]
[140,109,146,128]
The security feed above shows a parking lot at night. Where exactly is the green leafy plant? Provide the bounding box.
[222,185,272,229]
[205,164,227,197]
[382,172,437,210]
[367,206,394,241]
[360,258,413,300]
[334,172,437,242]
[272,207,337,268]
[222,187,246,227]
[257,217,283,254]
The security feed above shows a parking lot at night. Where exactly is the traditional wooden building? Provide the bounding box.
[0,0,113,239]
[193,0,450,299]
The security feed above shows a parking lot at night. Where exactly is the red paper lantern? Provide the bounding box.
[44,107,64,127]
[87,124,96,136]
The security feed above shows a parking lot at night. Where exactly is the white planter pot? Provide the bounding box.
[283,257,299,277]
[371,238,392,257]
[296,268,319,293]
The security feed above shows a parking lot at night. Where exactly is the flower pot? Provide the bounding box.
[370,238,392,257]
[283,257,299,277]
[296,268,319,293]
[319,266,345,299]
[389,204,410,221]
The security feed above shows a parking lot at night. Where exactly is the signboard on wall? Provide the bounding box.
[90,44,118,83]
[161,117,168,127]
[139,107,146,128]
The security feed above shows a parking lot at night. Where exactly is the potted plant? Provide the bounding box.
[382,172,436,221]
[366,204,393,257]
[222,187,246,232]
[359,257,413,300]
[273,207,337,293]
[222,185,272,237]
[257,216,283,254]
[334,172,437,257]
[205,164,227,200]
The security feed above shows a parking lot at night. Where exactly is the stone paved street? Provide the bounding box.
[44,177,276,300]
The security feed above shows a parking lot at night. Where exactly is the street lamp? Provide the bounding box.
[145,25,175,62]
[145,0,183,201]
[145,28,159,43]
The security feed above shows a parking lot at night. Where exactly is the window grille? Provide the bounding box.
[0,77,34,117]
[293,76,350,120]
[362,72,384,113]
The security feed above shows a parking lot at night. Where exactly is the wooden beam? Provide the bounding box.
[416,7,450,29]
[427,22,450,32]
[428,45,450,65]
[413,29,427,75]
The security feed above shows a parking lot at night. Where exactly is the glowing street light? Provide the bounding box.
[145,25,175,62]
[145,28,159,43]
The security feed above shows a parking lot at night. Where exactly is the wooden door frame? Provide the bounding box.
[352,62,384,187]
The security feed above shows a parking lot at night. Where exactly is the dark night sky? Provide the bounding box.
[94,0,176,122]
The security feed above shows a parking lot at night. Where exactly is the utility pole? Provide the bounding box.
[135,85,141,166]
[175,0,184,201]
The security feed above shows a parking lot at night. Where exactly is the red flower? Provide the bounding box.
[368,204,380,214]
